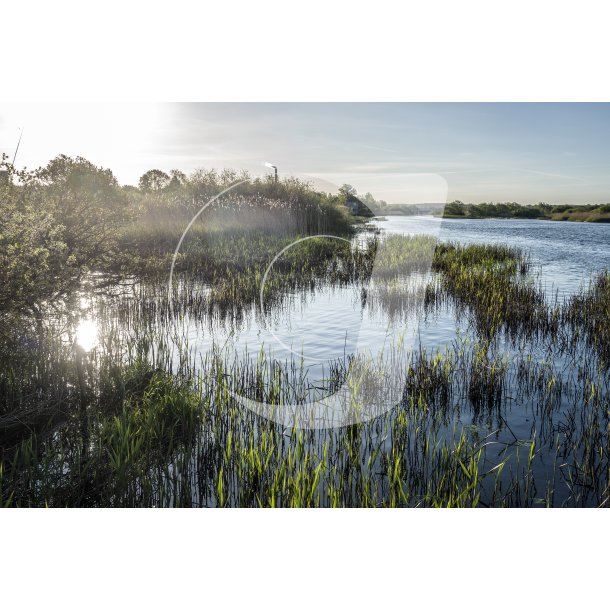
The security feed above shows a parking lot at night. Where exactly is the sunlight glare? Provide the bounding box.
[75,319,99,352]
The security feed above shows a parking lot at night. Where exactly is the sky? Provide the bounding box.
[1,103,610,205]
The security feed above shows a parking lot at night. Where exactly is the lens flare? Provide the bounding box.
[75,319,98,352]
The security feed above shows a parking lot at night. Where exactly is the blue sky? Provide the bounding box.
[1,103,609,204]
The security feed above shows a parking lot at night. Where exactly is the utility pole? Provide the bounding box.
[265,162,278,182]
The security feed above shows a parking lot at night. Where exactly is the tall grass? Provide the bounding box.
[1,234,608,507]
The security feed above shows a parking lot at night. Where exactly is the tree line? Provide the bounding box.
[443,200,610,219]
[0,155,355,321]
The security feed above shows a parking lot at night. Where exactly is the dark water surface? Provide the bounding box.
[189,215,610,367]
[76,216,609,505]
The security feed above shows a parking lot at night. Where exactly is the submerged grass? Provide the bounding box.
[564,271,610,368]
[0,232,608,507]
[2,332,606,507]
[430,242,552,339]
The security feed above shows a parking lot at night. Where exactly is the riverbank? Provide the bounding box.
[1,224,608,507]
[549,209,610,222]
[2,159,609,506]
[438,201,610,222]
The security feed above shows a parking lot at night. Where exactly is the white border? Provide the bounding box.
[2,1,608,606]
[2,1,610,101]
[0,509,607,609]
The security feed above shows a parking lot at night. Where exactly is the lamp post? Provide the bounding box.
[265,162,278,183]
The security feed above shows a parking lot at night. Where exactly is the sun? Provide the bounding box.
[75,318,99,352]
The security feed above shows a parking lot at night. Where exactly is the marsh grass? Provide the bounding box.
[0,233,608,507]
[564,271,610,367]
[430,242,551,339]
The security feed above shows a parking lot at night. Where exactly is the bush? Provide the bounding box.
[0,154,129,317]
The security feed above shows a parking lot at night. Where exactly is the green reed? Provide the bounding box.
[1,234,608,507]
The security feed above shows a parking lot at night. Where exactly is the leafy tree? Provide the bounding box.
[339,184,357,197]
[360,192,388,211]
[0,154,128,319]
[138,169,170,192]
[167,169,187,191]
[445,200,466,216]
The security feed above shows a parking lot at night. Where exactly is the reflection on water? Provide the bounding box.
[74,318,99,352]
[167,227,439,420]
[375,215,610,297]
[88,215,610,390]
[47,215,609,504]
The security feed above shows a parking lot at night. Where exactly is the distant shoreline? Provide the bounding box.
[369,202,610,223]
[434,201,610,223]
[374,212,610,223]
[438,213,610,223]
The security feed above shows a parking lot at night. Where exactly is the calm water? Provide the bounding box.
[77,215,610,505]
[177,215,610,371]
[375,215,610,296]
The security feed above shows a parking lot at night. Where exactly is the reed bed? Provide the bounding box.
[563,271,610,368]
[2,332,606,507]
[1,233,608,507]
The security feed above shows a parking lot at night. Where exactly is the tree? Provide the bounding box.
[445,200,466,216]
[167,169,187,191]
[339,184,357,197]
[138,169,170,192]
[360,192,387,211]
[0,154,128,319]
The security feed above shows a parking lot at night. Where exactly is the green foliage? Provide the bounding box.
[133,167,354,233]
[444,200,466,216]
[443,200,552,219]
[1,156,356,317]
[138,169,170,192]
[442,200,610,222]
[0,154,128,317]
[0,234,608,507]
[338,183,357,197]
[360,191,388,209]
